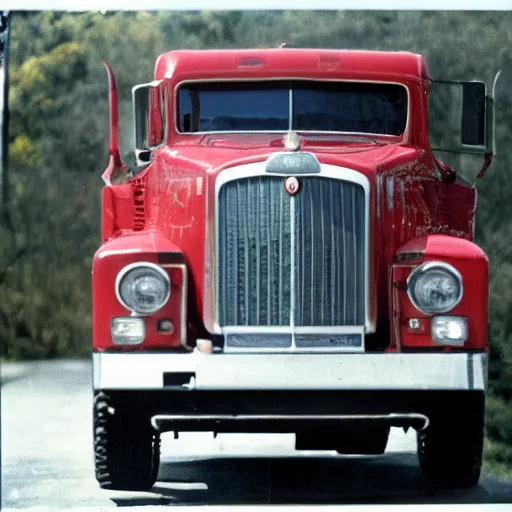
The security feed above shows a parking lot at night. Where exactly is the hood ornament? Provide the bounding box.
[284,132,301,152]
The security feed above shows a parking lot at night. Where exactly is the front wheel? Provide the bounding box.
[418,395,484,489]
[93,391,160,491]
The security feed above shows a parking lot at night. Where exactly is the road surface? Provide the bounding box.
[1,360,512,510]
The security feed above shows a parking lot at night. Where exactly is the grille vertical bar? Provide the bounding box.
[218,175,365,327]
[342,184,347,324]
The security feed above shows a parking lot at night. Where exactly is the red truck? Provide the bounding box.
[92,48,496,492]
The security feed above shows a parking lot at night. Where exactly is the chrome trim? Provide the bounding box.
[132,80,168,169]
[115,262,171,316]
[407,261,463,314]
[93,352,488,391]
[351,185,358,320]
[213,162,372,335]
[222,347,364,354]
[222,326,364,353]
[290,192,296,343]
[161,263,190,351]
[265,151,321,174]
[151,413,429,431]
[221,326,364,334]
[342,182,348,321]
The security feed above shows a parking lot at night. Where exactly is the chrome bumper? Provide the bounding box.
[93,352,487,391]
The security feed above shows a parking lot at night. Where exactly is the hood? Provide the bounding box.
[159,134,419,180]
[145,137,424,334]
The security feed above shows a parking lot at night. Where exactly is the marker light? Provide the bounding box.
[111,317,145,345]
[431,316,468,345]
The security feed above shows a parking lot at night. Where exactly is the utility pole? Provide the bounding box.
[1,11,11,229]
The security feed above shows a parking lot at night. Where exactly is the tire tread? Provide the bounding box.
[93,391,160,491]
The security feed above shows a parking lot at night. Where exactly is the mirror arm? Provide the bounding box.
[476,154,493,180]
[477,70,501,180]
[433,155,457,184]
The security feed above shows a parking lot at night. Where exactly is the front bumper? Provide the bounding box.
[93,352,487,391]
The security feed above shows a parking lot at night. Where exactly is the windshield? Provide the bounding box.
[177,81,408,136]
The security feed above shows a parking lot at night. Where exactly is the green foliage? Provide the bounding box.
[11,41,88,140]
[484,437,512,479]
[484,395,512,476]
[1,10,511,469]
[0,165,99,360]
[10,135,43,168]
[486,395,512,446]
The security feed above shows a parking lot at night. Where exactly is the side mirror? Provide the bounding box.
[461,82,486,148]
[133,80,166,167]
[429,77,496,157]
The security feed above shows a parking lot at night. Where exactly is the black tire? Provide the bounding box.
[418,396,484,489]
[93,391,160,491]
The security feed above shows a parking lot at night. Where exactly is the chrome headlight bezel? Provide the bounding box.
[406,261,463,315]
[115,262,171,316]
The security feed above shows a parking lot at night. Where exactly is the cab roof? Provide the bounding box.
[155,49,428,84]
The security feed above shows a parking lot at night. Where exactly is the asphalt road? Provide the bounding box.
[1,360,512,511]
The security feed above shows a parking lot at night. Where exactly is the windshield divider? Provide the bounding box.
[289,86,293,131]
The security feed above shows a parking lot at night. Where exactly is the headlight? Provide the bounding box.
[115,262,170,315]
[407,262,463,314]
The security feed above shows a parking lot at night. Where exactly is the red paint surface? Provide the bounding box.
[92,49,488,352]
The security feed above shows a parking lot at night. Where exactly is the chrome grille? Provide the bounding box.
[217,175,365,327]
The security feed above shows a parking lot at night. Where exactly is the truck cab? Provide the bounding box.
[92,48,494,491]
